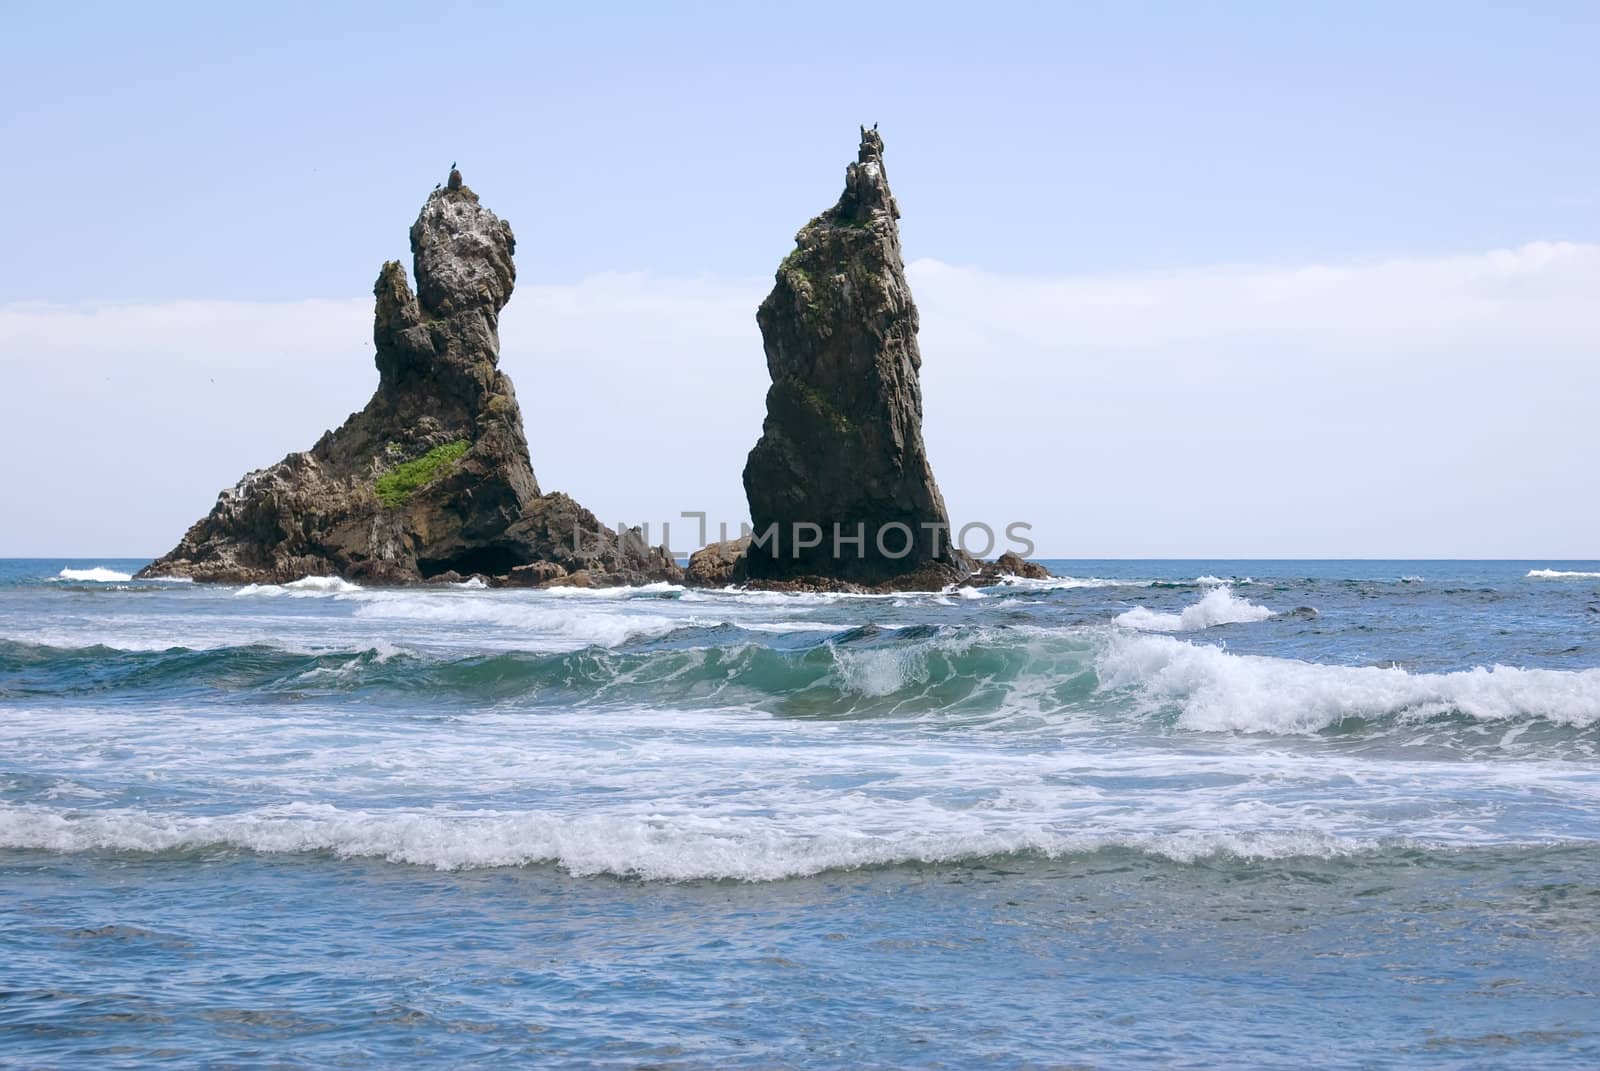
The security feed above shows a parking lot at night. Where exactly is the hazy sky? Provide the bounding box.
[2,1,1597,557]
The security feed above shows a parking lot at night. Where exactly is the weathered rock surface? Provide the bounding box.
[684,537,751,587]
[139,174,676,586]
[739,127,971,588]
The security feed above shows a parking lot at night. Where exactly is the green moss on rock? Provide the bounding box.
[375,440,470,508]
[797,383,850,433]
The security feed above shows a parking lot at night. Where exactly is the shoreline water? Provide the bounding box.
[8,844,1599,1067]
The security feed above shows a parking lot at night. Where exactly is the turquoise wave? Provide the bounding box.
[5,626,1599,751]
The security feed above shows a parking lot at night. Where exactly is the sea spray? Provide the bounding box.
[1114,585,1276,632]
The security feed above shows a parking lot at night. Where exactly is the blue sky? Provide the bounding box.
[2,2,1598,557]
[5,1,1595,299]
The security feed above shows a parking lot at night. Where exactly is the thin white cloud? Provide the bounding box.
[911,242,1600,556]
[2,243,1597,557]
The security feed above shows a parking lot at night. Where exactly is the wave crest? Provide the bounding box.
[1114,586,1276,632]
[6,624,1598,737]
[1099,633,1600,732]
[235,575,365,597]
[55,566,133,583]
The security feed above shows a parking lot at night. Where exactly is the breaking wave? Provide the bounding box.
[5,623,1598,740]
[1101,633,1600,732]
[1528,568,1600,579]
[54,566,133,583]
[235,575,366,597]
[1114,586,1276,632]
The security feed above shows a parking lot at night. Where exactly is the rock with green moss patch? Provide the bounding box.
[139,173,679,587]
[375,440,470,508]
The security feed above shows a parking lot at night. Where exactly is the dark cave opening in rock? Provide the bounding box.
[418,546,525,579]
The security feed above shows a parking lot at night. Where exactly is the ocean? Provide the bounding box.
[2,558,1598,1067]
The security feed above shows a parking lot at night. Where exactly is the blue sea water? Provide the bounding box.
[2,558,1599,1068]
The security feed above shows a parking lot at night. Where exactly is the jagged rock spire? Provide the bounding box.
[739,128,968,587]
[374,173,519,413]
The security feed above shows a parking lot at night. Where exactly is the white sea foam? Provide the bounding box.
[0,803,1392,880]
[738,621,854,634]
[531,581,686,599]
[350,591,684,649]
[236,575,365,598]
[832,640,952,698]
[1114,586,1276,632]
[54,566,133,582]
[985,574,1141,590]
[1097,633,1600,732]
[1528,568,1600,579]
[0,629,412,658]
[285,575,363,593]
[672,588,936,612]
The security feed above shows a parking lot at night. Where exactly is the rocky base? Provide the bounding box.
[734,559,969,594]
[675,547,1050,594]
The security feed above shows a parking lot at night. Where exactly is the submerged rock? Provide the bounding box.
[500,560,567,588]
[139,174,675,586]
[739,127,970,588]
[994,551,1050,580]
[961,551,1053,587]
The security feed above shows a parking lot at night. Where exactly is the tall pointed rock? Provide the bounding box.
[740,128,969,587]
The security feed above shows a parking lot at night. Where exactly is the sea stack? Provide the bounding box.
[139,173,677,586]
[739,127,970,588]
